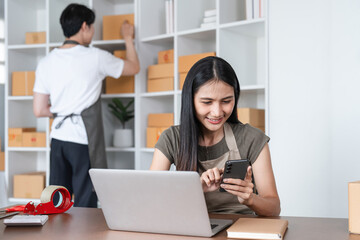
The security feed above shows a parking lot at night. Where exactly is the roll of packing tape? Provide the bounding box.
[24,185,74,215]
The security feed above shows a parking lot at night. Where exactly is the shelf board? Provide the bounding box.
[101,93,135,99]
[7,96,33,101]
[141,33,174,44]
[141,148,155,153]
[220,19,265,37]
[49,42,62,48]
[92,39,126,46]
[177,27,216,39]
[106,147,135,152]
[7,44,46,49]
[174,86,264,95]
[241,84,265,91]
[9,198,41,204]
[7,147,48,152]
[140,91,175,97]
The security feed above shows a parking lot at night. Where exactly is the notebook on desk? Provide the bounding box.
[89,169,233,237]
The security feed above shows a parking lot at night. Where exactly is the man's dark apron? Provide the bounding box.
[54,97,107,169]
[81,97,107,168]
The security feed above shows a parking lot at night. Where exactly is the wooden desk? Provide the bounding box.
[1,207,359,240]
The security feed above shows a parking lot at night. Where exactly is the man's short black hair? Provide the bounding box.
[60,3,95,38]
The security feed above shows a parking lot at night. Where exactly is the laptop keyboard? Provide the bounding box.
[211,224,219,229]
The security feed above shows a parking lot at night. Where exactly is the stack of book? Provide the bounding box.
[200,9,216,28]
[165,0,174,34]
[245,0,266,20]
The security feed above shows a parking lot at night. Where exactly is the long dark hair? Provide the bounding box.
[177,56,240,171]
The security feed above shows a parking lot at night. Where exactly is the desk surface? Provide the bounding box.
[1,207,359,240]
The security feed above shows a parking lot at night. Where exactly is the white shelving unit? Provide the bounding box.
[4,0,268,202]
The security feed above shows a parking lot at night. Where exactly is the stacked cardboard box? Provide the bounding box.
[105,50,135,94]
[25,32,46,44]
[178,52,216,89]
[12,71,35,96]
[147,49,174,92]
[103,14,134,40]
[349,181,360,234]
[8,128,46,147]
[13,172,46,198]
[0,137,4,171]
[237,108,265,132]
[146,113,174,148]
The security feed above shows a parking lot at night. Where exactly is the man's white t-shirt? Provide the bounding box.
[33,45,124,144]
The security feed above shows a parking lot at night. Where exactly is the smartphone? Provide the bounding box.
[219,159,250,192]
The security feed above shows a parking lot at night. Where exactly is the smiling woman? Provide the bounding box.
[150,56,280,217]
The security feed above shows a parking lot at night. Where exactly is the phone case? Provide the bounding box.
[219,159,250,192]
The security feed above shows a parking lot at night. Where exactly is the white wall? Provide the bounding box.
[269,0,360,218]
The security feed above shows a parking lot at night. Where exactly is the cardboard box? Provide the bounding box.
[0,152,4,171]
[178,52,216,73]
[349,181,360,234]
[12,71,35,96]
[13,172,46,198]
[22,132,46,147]
[106,76,135,94]
[103,14,134,40]
[237,108,265,127]
[49,118,54,131]
[147,77,174,92]
[158,49,174,64]
[148,113,174,127]
[8,128,37,147]
[25,32,46,44]
[146,127,168,148]
[148,63,174,79]
[105,50,135,94]
[113,50,126,59]
[179,72,187,90]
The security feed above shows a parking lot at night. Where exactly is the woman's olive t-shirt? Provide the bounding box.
[155,122,270,166]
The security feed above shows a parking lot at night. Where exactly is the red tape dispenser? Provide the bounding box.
[23,185,74,215]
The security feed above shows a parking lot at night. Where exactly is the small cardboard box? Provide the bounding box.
[148,113,174,127]
[158,49,174,64]
[178,52,216,73]
[0,152,4,171]
[22,132,46,147]
[349,181,360,234]
[105,76,135,94]
[147,77,174,92]
[103,14,134,40]
[237,108,265,127]
[146,127,168,148]
[25,32,46,44]
[12,71,35,96]
[179,72,187,90]
[8,128,37,147]
[148,63,174,80]
[113,50,126,59]
[13,172,46,199]
[105,50,135,94]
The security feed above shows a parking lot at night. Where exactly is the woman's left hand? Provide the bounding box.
[220,166,255,205]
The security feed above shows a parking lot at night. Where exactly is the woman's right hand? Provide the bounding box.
[200,167,224,192]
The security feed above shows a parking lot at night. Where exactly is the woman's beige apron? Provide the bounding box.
[199,123,253,214]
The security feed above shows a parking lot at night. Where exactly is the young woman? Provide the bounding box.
[150,56,280,216]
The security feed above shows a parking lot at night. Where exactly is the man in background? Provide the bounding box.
[33,3,139,207]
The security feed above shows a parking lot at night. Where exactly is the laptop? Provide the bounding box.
[89,169,233,237]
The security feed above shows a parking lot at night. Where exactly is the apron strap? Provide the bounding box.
[54,113,81,129]
[224,123,241,159]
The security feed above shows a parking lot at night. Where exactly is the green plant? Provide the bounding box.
[108,98,134,129]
